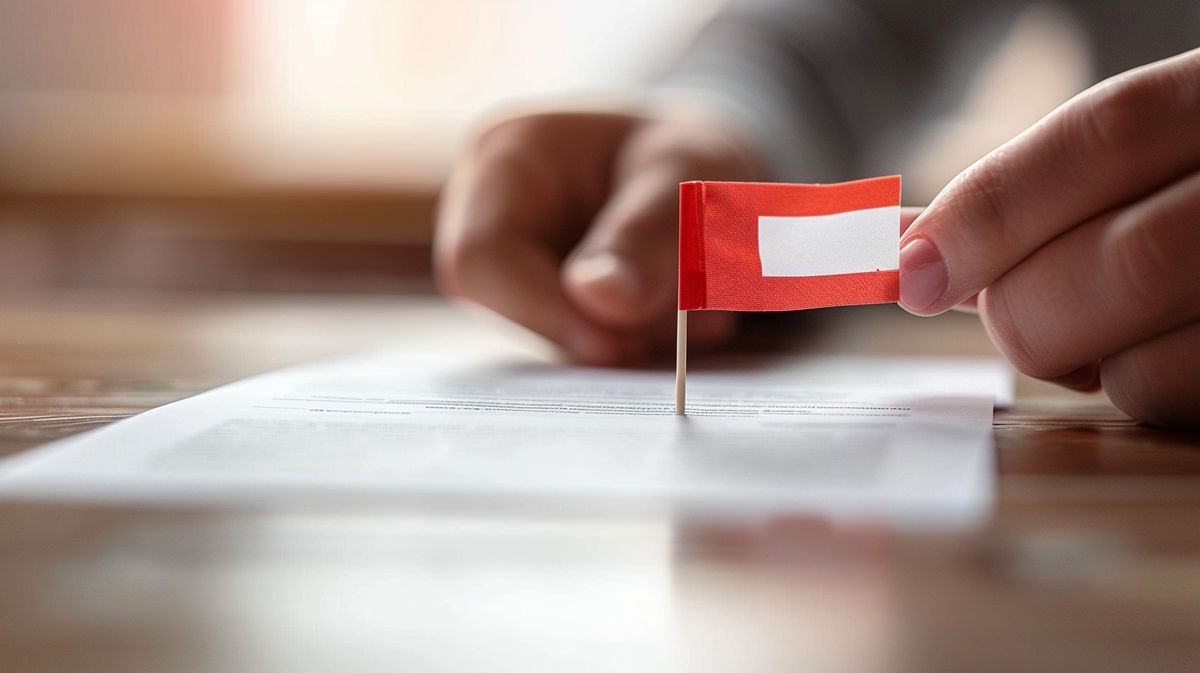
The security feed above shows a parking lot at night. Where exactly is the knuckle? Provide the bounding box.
[596,166,685,236]
[470,114,551,159]
[1103,210,1181,312]
[1073,67,1183,155]
[432,229,495,299]
[980,281,1060,379]
[1075,78,1144,153]
[619,122,688,167]
[945,155,1019,253]
[625,122,750,180]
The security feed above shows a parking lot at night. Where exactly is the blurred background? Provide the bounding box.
[0,0,1087,297]
[4,11,1185,672]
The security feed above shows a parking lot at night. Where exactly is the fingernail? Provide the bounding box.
[565,252,641,305]
[899,237,947,313]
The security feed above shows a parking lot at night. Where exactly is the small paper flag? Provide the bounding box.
[678,176,901,312]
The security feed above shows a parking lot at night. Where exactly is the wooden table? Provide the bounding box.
[1,291,1198,673]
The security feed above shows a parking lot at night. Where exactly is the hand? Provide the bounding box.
[434,106,763,365]
[900,49,1200,428]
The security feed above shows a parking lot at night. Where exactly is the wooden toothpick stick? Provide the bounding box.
[675,310,687,415]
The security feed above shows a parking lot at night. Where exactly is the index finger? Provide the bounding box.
[899,48,1200,316]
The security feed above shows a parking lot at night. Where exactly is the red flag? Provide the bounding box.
[678,176,901,311]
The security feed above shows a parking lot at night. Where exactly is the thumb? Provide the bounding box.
[562,165,680,329]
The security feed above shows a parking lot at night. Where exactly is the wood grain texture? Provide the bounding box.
[1,292,1197,673]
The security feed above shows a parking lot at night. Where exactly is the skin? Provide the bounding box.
[435,107,762,365]
[899,48,1200,429]
[436,48,1200,429]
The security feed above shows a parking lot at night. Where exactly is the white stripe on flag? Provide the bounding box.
[758,205,900,277]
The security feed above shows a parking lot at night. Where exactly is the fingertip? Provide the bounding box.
[563,251,648,328]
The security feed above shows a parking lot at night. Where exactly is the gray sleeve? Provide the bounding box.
[1061,0,1199,78]
[657,0,1200,183]
[656,0,1030,182]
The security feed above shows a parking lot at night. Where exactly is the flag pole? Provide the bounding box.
[675,309,687,415]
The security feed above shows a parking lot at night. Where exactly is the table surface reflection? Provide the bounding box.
[1,292,1197,673]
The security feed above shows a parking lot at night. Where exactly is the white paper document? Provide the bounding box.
[0,349,1010,528]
